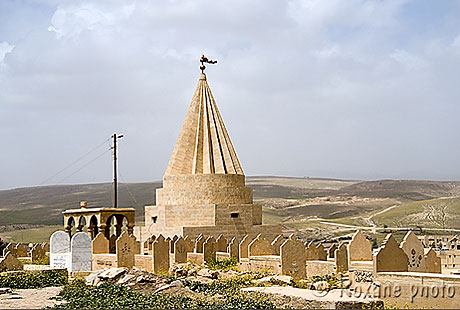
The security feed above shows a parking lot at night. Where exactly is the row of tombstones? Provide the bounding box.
[1,242,49,262]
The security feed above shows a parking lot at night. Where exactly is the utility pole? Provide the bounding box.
[112,133,123,208]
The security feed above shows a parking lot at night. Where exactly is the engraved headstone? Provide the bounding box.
[280,234,306,279]
[50,231,70,269]
[70,232,92,272]
[174,237,194,263]
[228,237,240,260]
[399,231,426,272]
[116,232,134,268]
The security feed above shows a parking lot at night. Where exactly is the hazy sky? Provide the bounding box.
[1,0,460,190]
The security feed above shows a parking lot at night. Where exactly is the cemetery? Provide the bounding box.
[1,67,459,309]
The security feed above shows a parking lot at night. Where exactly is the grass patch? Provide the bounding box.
[0,225,61,243]
[207,258,239,271]
[0,270,67,289]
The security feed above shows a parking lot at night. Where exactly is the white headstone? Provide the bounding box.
[70,232,92,272]
[50,231,70,269]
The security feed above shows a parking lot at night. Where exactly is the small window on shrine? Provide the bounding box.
[152,216,158,223]
[231,213,239,218]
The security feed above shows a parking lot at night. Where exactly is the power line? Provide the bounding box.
[119,170,140,207]
[56,148,111,184]
[40,138,110,185]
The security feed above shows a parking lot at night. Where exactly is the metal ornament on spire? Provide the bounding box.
[200,54,217,73]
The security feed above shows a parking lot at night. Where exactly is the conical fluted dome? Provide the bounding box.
[165,73,244,176]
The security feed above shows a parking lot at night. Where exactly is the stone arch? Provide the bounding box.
[89,215,99,239]
[78,216,87,232]
[65,217,76,237]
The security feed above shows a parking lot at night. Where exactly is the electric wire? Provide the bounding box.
[40,138,110,185]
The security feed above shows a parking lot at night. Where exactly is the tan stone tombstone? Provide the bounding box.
[203,236,216,263]
[348,230,372,261]
[424,248,441,273]
[31,244,46,263]
[374,234,408,273]
[134,238,141,255]
[328,244,338,259]
[171,235,179,253]
[271,235,285,256]
[92,233,109,254]
[399,231,426,272]
[0,252,23,271]
[174,237,193,263]
[239,235,251,259]
[3,243,17,257]
[147,235,156,254]
[335,242,348,273]
[280,234,306,279]
[228,237,240,260]
[42,242,50,252]
[153,235,170,274]
[195,234,204,253]
[116,232,135,268]
[216,234,228,252]
[15,243,28,257]
[109,235,117,254]
[248,234,273,256]
[305,242,327,261]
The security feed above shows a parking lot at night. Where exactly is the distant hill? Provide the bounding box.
[0,177,459,227]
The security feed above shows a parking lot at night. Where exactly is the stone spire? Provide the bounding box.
[165,73,244,176]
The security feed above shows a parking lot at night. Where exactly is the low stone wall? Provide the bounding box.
[216,252,230,261]
[249,255,281,274]
[92,254,116,270]
[306,261,335,277]
[187,253,204,265]
[135,255,153,272]
[371,272,460,309]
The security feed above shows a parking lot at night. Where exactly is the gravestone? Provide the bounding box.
[348,230,372,261]
[116,232,134,268]
[50,231,70,269]
[0,252,23,271]
[42,242,50,252]
[174,237,194,263]
[328,244,338,259]
[335,242,348,273]
[70,232,92,272]
[31,244,46,263]
[153,235,169,274]
[216,234,228,252]
[171,235,179,253]
[399,231,426,272]
[280,234,306,279]
[3,243,17,257]
[305,242,327,261]
[195,234,204,253]
[228,237,239,260]
[109,235,117,254]
[0,238,6,256]
[271,235,285,256]
[424,248,441,273]
[239,235,251,259]
[374,234,408,273]
[134,239,141,255]
[15,243,29,257]
[249,234,273,256]
[203,236,216,263]
[147,235,156,254]
[92,233,109,254]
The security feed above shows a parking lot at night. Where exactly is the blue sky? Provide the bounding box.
[1,0,460,189]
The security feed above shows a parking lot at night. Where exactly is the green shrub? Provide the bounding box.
[52,277,278,309]
[207,257,239,271]
[32,254,50,265]
[0,270,68,289]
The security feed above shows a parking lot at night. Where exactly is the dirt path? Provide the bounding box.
[0,287,63,309]
[363,204,399,226]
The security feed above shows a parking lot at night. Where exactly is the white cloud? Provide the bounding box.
[0,41,14,63]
